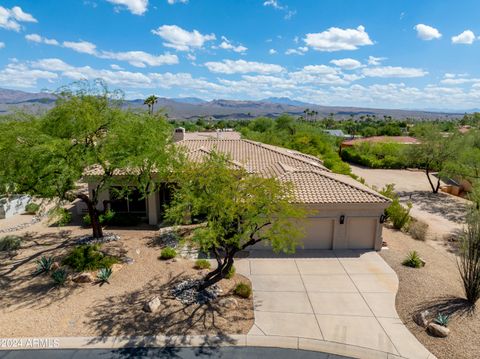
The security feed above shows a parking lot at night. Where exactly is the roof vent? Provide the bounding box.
[173,127,185,142]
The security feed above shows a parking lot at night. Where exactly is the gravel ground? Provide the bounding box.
[380,228,480,359]
[0,219,253,338]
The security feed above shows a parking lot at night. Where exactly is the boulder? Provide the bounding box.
[427,322,450,338]
[218,297,238,309]
[413,310,430,327]
[51,261,61,271]
[72,272,94,283]
[111,263,123,273]
[144,297,161,313]
[420,258,427,267]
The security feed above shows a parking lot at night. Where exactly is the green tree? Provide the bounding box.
[0,82,177,239]
[407,127,456,193]
[144,95,159,115]
[165,152,306,289]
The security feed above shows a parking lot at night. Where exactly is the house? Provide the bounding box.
[85,129,390,250]
[341,136,420,149]
[323,129,351,138]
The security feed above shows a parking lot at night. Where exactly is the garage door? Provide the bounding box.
[299,218,334,249]
[346,217,377,249]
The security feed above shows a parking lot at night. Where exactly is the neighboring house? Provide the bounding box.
[341,136,420,149]
[323,129,351,138]
[84,129,390,250]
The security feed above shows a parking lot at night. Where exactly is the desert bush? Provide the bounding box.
[83,210,116,226]
[97,267,112,283]
[35,256,54,274]
[434,313,450,327]
[379,184,412,230]
[408,219,429,240]
[25,202,40,214]
[159,246,177,260]
[234,282,252,298]
[341,142,411,169]
[225,265,236,279]
[402,251,424,268]
[107,212,140,226]
[62,244,118,272]
[0,235,22,251]
[194,259,211,269]
[51,207,72,227]
[51,269,67,286]
[458,209,480,305]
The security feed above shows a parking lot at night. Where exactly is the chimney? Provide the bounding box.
[173,127,185,142]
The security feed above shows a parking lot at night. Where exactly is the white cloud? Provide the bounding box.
[0,62,57,88]
[269,49,277,54]
[330,58,363,70]
[167,0,188,4]
[25,33,59,45]
[152,25,216,51]
[304,25,373,52]
[100,50,178,67]
[63,40,98,55]
[362,66,428,78]
[285,47,308,55]
[218,36,247,53]
[452,30,476,44]
[110,64,123,70]
[0,42,4,49]
[106,0,148,15]
[0,5,37,31]
[204,59,285,74]
[367,56,387,66]
[263,0,295,19]
[414,24,442,40]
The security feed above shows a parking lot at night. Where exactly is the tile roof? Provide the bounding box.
[179,138,389,205]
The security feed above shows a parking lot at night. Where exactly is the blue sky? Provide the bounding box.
[1,0,480,110]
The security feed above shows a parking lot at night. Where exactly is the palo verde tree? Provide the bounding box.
[0,81,178,239]
[407,126,457,193]
[165,151,306,289]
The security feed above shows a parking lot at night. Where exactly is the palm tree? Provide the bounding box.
[144,95,159,115]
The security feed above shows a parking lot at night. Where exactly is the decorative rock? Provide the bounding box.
[171,279,219,305]
[144,297,161,313]
[111,263,123,273]
[427,322,450,338]
[413,310,430,328]
[420,258,427,267]
[72,272,94,283]
[218,297,238,309]
[76,232,120,245]
[51,261,61,271]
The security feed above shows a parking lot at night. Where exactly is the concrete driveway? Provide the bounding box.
[235,250,434,359]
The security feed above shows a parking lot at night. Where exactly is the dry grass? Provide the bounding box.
[0,221,253,338]
[380,228,480,359]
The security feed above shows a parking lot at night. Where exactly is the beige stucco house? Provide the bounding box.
[86,129,390,251]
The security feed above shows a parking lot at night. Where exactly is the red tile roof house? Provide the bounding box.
[83,129,390,251]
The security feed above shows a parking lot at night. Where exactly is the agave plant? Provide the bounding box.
[51,269,68,286]
[35,256,54,274]
[97,267,112,283]
[434,313,450,327]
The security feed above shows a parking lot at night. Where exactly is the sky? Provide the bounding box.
[1,0,480,110]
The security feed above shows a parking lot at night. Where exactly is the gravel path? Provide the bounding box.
[380,228,480,359]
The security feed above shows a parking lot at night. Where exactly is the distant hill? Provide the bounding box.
[0,87,464,120]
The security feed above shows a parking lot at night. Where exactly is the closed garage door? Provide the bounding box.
[299,218,334,249]
[346,217,377,249]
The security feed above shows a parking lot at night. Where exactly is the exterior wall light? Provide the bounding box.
[380,214,386,223]
[339,215,345,224]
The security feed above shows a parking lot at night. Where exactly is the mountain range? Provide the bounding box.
[0,88,466,120]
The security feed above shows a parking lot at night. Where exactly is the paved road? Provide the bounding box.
[0,347,350,359]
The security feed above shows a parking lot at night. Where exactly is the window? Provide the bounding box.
[109,187,146,215]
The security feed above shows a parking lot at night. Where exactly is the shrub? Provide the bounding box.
[83,210,116,226]
[51,269,67,286]
[0,235,22,251]
[82,214,92,226]
[387,199,412,230]
[35,256,54,274]
[225,265,236,279]
[25,202,40,214]
[458,209,480,305]
[408,219,429,241]
[107,212,140,226]
[434,313,450,327]
[402,251,424,268]
[62,244,118,272]
[51,207,72,227]
[97,268,112,283]
[194,259,211,269]
[159,246,177,260]
[234,282,252,298]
